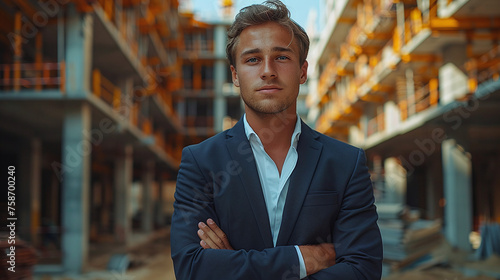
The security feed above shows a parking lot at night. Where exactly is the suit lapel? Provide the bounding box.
[226,120,274,248]
[276,122,323,246]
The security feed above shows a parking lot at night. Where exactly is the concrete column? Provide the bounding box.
[114,145,133,244]
[214,24,228,132]
[156,175,165,227]
[406,68,416,117]
[442,138,472,251]
[396,1,405,50]
[142,160,155,232]
[61,103,91,274]
[47,173,60,234]
[65,3,93,96]
[372,155,384,202]
[439,44,468,105]
[18,138,42,244]
[384,157,407,204]
[117,78,134,123]
[425,158,442,220]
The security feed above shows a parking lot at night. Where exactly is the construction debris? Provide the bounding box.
[377,203,443,274]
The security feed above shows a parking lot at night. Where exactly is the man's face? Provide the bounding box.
[230,21,308,116]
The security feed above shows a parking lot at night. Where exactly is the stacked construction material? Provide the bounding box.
[377,203,443,270]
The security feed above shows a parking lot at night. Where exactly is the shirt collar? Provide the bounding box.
[243,113,302,149]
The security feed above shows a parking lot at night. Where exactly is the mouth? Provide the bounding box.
[256,85,282,94]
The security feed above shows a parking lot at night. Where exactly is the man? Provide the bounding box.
[170,1,382,279]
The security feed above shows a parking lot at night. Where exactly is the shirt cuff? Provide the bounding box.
[294,245,307,279]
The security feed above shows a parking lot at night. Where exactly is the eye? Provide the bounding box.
[245,57,259,63]
[277,56,290,61]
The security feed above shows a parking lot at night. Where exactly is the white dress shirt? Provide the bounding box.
[243,114,307,279]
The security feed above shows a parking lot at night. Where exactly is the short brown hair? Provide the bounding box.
[226,0,310,67]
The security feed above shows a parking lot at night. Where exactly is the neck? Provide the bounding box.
[246,110,297,148]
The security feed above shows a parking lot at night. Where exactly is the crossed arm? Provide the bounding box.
[197,218,336,276]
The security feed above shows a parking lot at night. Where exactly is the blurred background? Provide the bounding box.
[0,0,499,279]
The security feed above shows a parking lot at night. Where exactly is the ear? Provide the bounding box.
[230,65,240,87]
[299,60,308,84]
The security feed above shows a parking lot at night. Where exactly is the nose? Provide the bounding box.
[261,59,277,79]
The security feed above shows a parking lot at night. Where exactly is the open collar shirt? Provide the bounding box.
[243,114,307,278]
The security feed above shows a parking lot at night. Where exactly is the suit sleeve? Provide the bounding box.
[171,147,302,280]
[308,148,383,280]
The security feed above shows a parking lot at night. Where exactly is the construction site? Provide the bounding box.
[0,0,499,279]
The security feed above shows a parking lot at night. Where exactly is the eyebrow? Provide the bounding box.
[240,46,294,58]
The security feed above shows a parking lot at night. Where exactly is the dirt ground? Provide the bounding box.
[383,242,500,280]
[33,232,500,280]
[34,229,175,280]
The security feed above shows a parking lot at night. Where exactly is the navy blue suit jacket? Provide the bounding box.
[171,119,382,279]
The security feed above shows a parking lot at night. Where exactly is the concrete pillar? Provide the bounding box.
[384,101,400,134]
[214,24,228,132]
[406,68,416,117]
[65,3,93,96]
[61,103,91,274]
[156,175,165,227]
[372,155,384,202]
[18,138,42,244]
[117,78,134,123]
[384,157,407,204]
[114,145,133,244]
[142,160,155,232]
[442,138,472,251]
[396,1,405,50]
[425,158,442,220]
[48,172,60,226]
[439,44,468,105]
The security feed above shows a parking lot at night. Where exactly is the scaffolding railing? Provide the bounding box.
[465,45,500,93]
[130,103,153,136]
[0,62,65,93]
[92,69,121,109]
[367,109,385,138]
[318,56,338,99]
[399,78,439,121]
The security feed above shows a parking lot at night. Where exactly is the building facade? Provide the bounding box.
[0,0,185,274]
[176,10,242,140]
[308,0,500,268]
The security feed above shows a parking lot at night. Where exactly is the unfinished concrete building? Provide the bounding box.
[307,0,500,273]
[0,0,185,274]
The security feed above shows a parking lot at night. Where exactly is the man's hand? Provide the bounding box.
[197,218,234,250]
[299,243,336,276]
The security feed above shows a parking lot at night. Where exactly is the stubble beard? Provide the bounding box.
[242,95,293,117]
